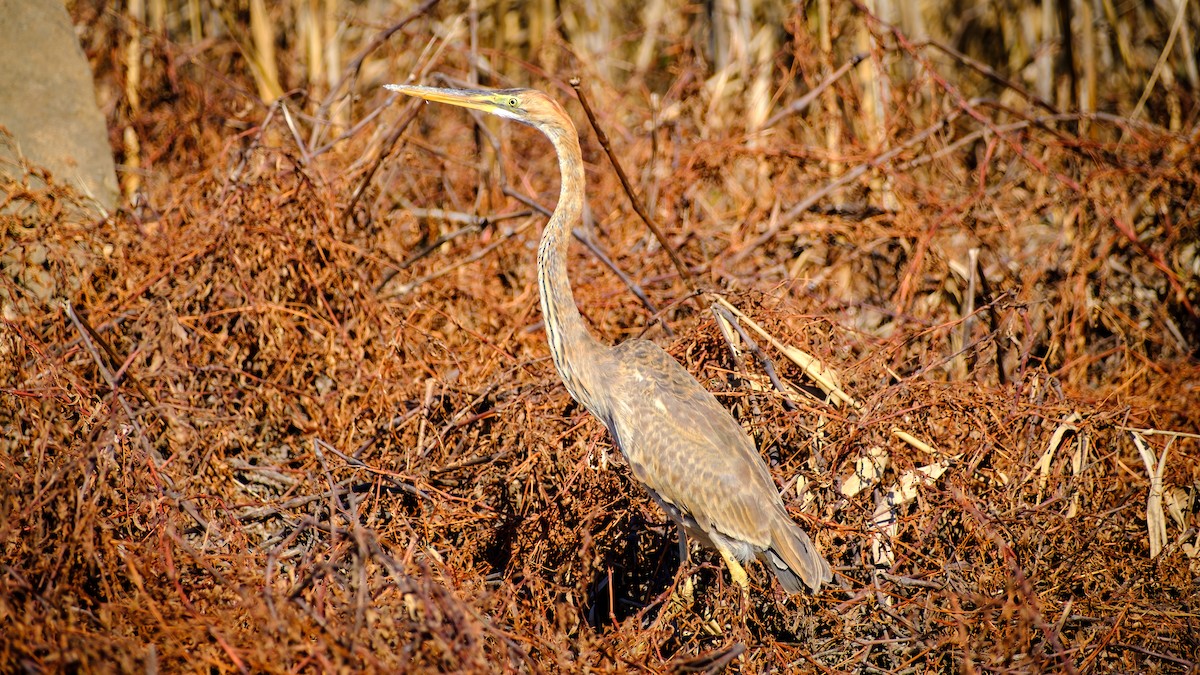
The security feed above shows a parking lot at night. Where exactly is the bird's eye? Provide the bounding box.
[508,98,519,108]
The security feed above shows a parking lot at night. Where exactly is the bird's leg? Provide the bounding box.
[668,522,695,608]
[651,524,720,637]
[715,543,750,596]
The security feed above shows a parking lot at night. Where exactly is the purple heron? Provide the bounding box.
[386,83,832,595]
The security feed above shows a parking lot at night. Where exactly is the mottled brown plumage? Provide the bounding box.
[387,82,832,594]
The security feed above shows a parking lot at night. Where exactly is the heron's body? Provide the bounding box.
[387,82,832,594]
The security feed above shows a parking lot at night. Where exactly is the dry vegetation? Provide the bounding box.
[3,0,1200,672]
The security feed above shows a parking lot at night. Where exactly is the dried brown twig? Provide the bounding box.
[570,77,698,296]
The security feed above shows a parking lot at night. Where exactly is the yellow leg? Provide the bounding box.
[661,576,723,636]
[716,544,750,593]
[669,574,695,609]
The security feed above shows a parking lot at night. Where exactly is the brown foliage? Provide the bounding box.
[2,2,1198,672]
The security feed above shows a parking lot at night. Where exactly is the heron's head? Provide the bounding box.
[385,84,574,138]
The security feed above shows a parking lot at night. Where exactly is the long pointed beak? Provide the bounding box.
[385,84,499,115]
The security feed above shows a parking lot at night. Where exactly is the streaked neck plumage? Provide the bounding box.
[531,118,610,420]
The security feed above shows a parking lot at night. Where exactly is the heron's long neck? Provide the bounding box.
[537,127,608,416]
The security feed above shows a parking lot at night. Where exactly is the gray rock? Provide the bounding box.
[0,0,119,217]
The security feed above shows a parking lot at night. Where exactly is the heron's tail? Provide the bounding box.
[763,514,832,595]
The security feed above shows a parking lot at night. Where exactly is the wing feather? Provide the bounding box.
[606,339,785,550]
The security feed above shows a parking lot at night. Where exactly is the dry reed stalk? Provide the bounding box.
[187,0,202,43]
[817,0,845,207]
[1129,0,1191,124]
[249,0,283,101]
[123,0,144,200]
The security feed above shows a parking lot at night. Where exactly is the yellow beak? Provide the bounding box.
[384,84,501,115]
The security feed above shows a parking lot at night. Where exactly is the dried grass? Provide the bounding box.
[2,2,1198,672]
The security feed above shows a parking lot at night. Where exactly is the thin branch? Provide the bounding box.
[921,40,1059,115]
[501,185,671,334]
[569,77,698,296]
[311,0,440,148]
[763,53,868,129]
[732,108,965,265]
[342,102,419,228]
[69,305,160,412]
